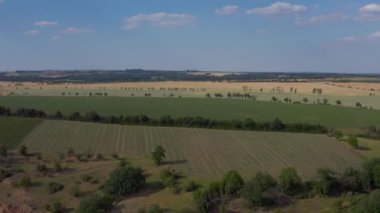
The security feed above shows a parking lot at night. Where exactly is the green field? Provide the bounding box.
[21,119,362,179]
[0,117,41,148]
[1,96,380,128]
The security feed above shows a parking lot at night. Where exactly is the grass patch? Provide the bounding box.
[0,117,42,148]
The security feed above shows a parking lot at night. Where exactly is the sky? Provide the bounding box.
[0,0,380,73]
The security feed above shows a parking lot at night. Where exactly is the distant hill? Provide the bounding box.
[1,70,379,83]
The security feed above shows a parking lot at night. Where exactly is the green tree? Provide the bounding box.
[222,170,244,196]
[152,145,166,166]
[103,165,145,197]
[313,169,336,196]
[242,172,276,207]
[336,100,342,106]
[279,167,302,195]
[347,136,359,149]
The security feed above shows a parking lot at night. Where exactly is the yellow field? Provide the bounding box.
[1,81,379,96]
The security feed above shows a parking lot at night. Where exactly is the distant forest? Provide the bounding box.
[1,70,380,83]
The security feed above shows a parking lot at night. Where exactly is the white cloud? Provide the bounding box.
[61,27,92,34]
[246,2,307,16]
[25,30,39,36]
[215,5,239,15]
[340,36,358,42]
[296,13,348,25]
[34,21,58,27]
[359,3,380,21]
[340,31,380,42]
[369,31,380,39]
[123,12,197,30]
[51,35,60,40]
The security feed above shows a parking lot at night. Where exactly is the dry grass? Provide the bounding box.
[1,81,379,96]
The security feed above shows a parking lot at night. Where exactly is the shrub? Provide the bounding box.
[152,145,166,166]
[279,167,302,195]
[69,184,80,197]
[183,180,199,192]
[313,169,337,196]
[96,153,104,160]
[193,189,211,213]
[148,204,164,213]
[333,130,343,140]
[0,169,11,182]
[81,175,93,182]
[77,194,114,213]
[47,182,64,194]
[160,168,179,188]
[103,165,145,197]
[347,136,359,149]
[36,164,49,174]
[222,170,244,196]
[47,201,66,213]
[54,160,62,172]
[19,145,27,156]
[18,176,32,187]
[242,172,276,207]
[348,190,380,212]
[0,146,7,157]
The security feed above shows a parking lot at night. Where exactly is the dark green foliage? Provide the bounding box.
[54,160,62,172]
[222,170,244,196]
[160,168,179,188]
[340,167,362,192]
[333,130,343,140]
[47,201,67,213]
[1,105,329,134]
[360,158,380,191]
[103,165,145,197]
[47,182,64,194]
[279,167,302,195]
[152,145,166,166]
[19,145,27,156]
[183,180,199,192]
[242,172,276,207]
[193,189,211,213]
[77,194,114,213]
[81,175,93,182]
[17,176,32,187]
[69,184,81,197]
[348,190,380,213]
[347,136,359,149]
[148,204,164,213]
[0,169,11,182]
[66,147,75,157]
[313,169,337,196]
[36,164,49,175]
[0,145,7,157]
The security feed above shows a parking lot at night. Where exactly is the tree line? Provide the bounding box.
[0,106,328,134]
[193,157,380,212]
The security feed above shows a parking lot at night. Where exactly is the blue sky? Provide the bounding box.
[0,0,380,73]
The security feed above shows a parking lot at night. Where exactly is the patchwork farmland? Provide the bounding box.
[21,119,362,179]
[1,96,380,128]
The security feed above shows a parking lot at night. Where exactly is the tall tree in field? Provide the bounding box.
[152,145,166,166]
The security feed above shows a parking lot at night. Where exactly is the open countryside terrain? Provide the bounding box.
[2,81,380,109]
[21,119,363,180]
[1,96,380,128]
